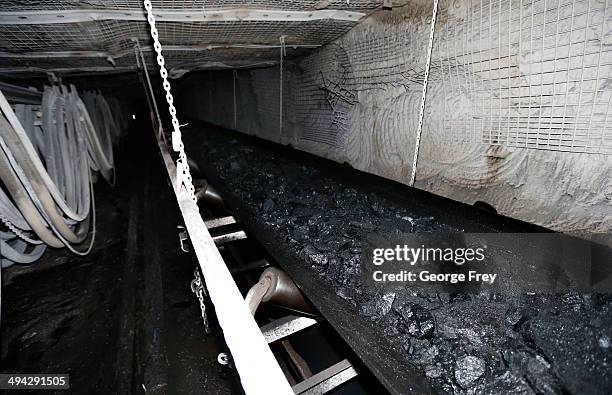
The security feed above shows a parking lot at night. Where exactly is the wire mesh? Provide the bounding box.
[432,0,612,154]
[176,0,611,157]
[0,0,382,11]
[0,14,359,72]
[0,19,356,53]
[292,44,356,146]
[2,0,610,155]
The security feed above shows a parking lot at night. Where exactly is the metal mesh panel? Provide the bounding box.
[292,44,356,146]
[0,20,356,53]
[0,23,109,52]
[179,0,612,157]
[0,0,382,11]
[433,0,612,154]
[0,1,377,71]
[250,66,282,137]
[287,0,612,154]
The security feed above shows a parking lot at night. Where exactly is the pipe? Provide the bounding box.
[0,145,63,247]
[0,82,42,105]
[0,87,89,222]
[0,238,46,267]
[0,113,88,244]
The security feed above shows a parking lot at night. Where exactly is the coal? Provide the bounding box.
[471,371,533,395]
[184,124,612,395]
[454,355,486,389]
[360,292,395,320]
[394,303,435,339]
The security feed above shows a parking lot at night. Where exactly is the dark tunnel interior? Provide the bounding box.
[1,1,612,392]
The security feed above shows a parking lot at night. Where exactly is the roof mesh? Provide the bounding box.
[1,0,381,11]
[0,1,380,74]
[0,20,356,53]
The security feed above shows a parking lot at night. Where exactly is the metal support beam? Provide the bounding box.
[0,44,320,60]
[213,230,247,245]
[204,216,237,229]
[261,315,320,344]
[292,359,357,395]
[0,66,137,76]
[0,50,117,59]
[0,8,365,25]
[0,82,42,105]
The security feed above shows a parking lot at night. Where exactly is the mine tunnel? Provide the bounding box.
[0,1,611,394]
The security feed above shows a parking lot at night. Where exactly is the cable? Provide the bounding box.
[0,88,88,222]
[0,84,119,266]
[408,0,439,187]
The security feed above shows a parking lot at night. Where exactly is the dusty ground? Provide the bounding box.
[0,125,240,394]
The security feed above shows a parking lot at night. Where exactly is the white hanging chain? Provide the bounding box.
[143,0,196,201]
[409,0,439,187]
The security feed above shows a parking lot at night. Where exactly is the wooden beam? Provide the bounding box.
[0,8,365,25]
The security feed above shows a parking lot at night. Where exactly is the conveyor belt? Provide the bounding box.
[183,121,612,395]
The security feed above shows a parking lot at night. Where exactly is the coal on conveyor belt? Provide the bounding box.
[184,123,612,395]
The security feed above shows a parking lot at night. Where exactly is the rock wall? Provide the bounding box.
[176,0,612,233]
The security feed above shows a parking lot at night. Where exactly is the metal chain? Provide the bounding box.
[409,0,439,187]
[143,0,196,201]
[190,268,211,334]
[143,0,209,333]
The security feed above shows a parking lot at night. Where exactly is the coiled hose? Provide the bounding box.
[0,84,122,268]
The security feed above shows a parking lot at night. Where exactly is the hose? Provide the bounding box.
[0,84,122,267]
[1,238,46,268]
[79,89,115,181]
[0,140,64,248]
[0,112,87,244]
[0,86,88,222]
[0,188,31,231]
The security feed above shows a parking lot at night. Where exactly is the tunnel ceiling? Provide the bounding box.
[0,0,382,76]
[0,1,380,77]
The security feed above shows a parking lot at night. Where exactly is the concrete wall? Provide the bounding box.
[176,0,612,234]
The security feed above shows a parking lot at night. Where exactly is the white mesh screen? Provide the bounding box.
[432,0,612,154]
[0,0,382,11]
[174,0,612,156]
[0,1,380,72]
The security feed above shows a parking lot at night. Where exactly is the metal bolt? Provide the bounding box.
[217,353,230,365]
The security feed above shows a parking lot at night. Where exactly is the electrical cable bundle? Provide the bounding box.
[0,85,123,268]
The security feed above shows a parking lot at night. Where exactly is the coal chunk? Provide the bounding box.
[360,293,395,320]
[454,355,485,389]
[394,303,435,339]
[263,198,274,212]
